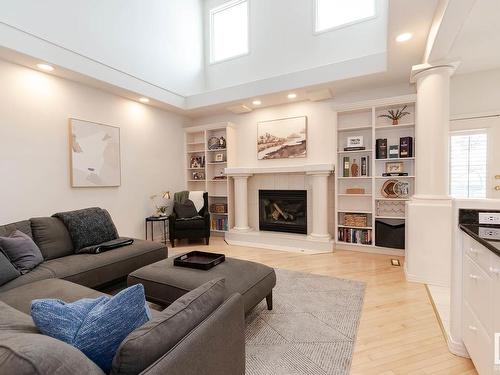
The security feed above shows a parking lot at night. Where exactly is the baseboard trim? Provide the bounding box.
[404,264,450,287]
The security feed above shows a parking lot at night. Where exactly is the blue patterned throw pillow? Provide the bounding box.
[31,284,151,372]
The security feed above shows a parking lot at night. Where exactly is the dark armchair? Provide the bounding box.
[169,192,210,247]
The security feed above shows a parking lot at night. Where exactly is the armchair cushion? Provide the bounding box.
[174,200,199,219]
[174,218,206,230]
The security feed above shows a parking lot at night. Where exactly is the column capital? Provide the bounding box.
[230,173,253,179]
[410,61,460,83]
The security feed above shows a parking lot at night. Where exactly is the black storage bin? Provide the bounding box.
[375,219,405,249]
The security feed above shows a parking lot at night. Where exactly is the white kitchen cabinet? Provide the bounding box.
[462,231,500,374]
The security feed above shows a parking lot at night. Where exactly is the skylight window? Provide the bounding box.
[315,0,376,33]
[210,0,249,64]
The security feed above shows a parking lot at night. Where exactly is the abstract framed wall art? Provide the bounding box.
[257,116,307,160]
[69,118,121,187]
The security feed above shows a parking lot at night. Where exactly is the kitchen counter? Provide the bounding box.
[459,223,500,256]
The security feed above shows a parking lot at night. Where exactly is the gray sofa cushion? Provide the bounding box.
[30,217,74,260]
[0,220,32,238]
[0,230,44,274]
[111,278,225,375]
[0,279,106,315]
[53,207,119,252]
[0,301,105,375]
[42,239,166,288]
[0,251,20,286]
[0,265,56,293]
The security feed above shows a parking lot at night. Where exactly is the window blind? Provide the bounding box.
[450,132,487,198]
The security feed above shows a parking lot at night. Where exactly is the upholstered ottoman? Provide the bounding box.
[128,256,276,314]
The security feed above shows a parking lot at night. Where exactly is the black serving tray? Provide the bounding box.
[173,251,225,270]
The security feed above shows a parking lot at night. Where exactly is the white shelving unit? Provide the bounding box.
[334,95,417,255]
[185,123,236,235]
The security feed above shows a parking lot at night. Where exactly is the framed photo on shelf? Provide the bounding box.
[347,136,364,148]
[385,162,404,173]
[192,171,205,180]
[215,153,225,162]
[190,156,205,168]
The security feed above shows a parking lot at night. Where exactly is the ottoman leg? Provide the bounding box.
[266,291,273,310]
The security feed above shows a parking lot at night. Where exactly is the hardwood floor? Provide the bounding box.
[171,237,476,375]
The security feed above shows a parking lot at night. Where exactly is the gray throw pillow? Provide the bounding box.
[174,199,199,219]
[30,217,74,260]
[0,250,20,286]
[111,278,225,375]
[53,207,119,253]
[0,230,44,274]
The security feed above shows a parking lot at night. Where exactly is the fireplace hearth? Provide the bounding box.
[259,190,307,234]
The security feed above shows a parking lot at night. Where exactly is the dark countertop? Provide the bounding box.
[460,224,500,257]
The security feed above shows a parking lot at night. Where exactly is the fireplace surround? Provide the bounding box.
[259,190,307,234]
[224,164,334,253]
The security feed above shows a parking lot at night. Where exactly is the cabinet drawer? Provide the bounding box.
[464,255,493,332]
[463,301,493,375]
[491,253,500,335]
[464,234,492,274]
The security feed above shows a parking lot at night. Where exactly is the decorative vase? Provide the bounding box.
[351,159,359,177]
[392,119,399,125]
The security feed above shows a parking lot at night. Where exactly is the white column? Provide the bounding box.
[405,64,456,287]
[307,172,331,240]
[232,174,252,231]
[414,65,454,198]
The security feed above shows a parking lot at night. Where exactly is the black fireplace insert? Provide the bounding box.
[259,190,307,234]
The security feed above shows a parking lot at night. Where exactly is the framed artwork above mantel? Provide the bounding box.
[69,118,121,187]
[257,116,307,160]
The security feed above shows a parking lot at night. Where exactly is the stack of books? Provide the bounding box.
[338,228,372,245]
[211,217,228,231]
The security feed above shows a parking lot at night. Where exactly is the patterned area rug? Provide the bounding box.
[245,269,365,375]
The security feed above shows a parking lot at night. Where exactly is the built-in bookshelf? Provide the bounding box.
[185,123,236,235]
[334,95,417,255]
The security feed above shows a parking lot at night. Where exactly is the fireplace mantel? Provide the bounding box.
[225,163,334,176]
[224,163,334,253]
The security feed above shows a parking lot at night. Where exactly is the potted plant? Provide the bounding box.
[378,105,410,125]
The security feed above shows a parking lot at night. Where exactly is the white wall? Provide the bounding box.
[203,0,388,91]
[451,68,500,117]
[0,0,204,95]
[189,101,337,167]
[0,59,186,237]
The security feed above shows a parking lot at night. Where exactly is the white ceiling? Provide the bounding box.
[4,0,499,118]
[187,0,439,117]
[448,0,500,74]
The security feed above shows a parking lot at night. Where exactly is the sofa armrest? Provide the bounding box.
[140,294,245,375]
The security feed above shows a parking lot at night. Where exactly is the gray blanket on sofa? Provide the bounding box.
[53,207,120,253]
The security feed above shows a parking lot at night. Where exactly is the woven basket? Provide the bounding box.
[344,213,368,227]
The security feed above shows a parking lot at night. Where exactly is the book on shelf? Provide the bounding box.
[360,155,370,176]
[382,172,409,177]
[211,217,228,231]
[399,136,413,157]
[343,157,350,177]
[376,139,387,159]
[343,146,366,151]
[338,227,372,245]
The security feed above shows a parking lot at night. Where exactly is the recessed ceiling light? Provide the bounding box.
[396,32,413,43]
[139,97,150,103]
[252,99,262,106]
[287,93,297,99]
[36,63,54,72]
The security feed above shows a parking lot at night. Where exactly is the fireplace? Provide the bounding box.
[259,190,307,234]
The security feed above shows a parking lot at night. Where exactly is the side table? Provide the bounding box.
[145,216,169,245]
